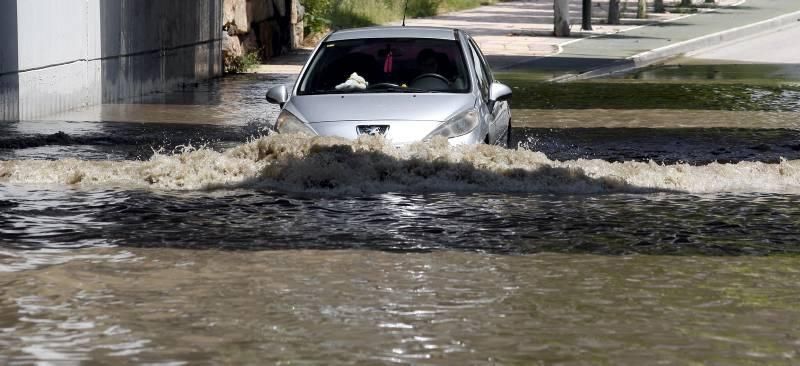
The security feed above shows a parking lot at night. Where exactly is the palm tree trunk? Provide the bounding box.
[607,0,620,25]
[582,0,593,30]
[654,0,665,13]
[638,0,647,19]
[554,0,571,37]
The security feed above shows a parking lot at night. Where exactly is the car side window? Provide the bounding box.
[469,42,489,101]
[469,38,493,85]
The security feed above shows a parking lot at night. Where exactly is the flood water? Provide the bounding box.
[2,70,800,364]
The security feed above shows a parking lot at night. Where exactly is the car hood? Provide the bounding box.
[287,93,475,123]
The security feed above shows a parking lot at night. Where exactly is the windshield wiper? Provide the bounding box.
[307,89,361,95]
[307,86,440,95]
[365,85,439,93]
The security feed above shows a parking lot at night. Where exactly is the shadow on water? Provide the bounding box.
[620,63,800,83]
[4,187,799,257]
[0,0,19,122]
[2,144,799,257]
[514,128,800,164]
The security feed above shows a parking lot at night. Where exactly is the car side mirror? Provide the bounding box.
[266,85,289,106]
[488,82,512,110]
[489,82,512,102]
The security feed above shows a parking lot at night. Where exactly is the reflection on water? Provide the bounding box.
[505,81,800,112]
[1,249,799,365]
[619,63,800,83]
[512,109,800,129]
[39,73,292,126]
[1,72,292,161]
[0,120,265,160]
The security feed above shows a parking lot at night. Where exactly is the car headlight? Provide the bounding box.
[424,108,480,140]
[275,109,317,136]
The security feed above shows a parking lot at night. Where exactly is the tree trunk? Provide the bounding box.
[654,0,665,13]
[582,0,593,30]
[554,0,571,37]
[638,0,647,19]
[607,0,620,25]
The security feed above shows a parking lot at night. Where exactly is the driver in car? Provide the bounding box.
[417,48,441,75]
[413,49,463,91]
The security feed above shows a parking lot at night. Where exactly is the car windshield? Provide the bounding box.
[298,37,470,95]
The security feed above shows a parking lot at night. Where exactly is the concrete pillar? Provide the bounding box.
[0,0,20,121]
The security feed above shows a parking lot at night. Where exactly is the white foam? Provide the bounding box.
[1,134,798,194]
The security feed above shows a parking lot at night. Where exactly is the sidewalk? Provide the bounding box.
[400,0,739,67]
[255,0,800,80]
[504,0,800,80]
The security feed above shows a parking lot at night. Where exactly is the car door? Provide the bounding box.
[467,38,510,144]
[466,39,493,143]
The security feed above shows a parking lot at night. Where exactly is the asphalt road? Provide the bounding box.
[688,23,800,63]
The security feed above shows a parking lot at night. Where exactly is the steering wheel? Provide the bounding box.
[411,73,449,84]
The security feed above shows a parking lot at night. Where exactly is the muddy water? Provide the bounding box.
[2,73,800,364]
[2,249,799,365]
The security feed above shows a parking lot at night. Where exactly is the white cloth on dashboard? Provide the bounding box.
[335,73,368,90]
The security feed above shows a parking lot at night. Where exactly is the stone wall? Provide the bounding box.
[222,0,305,67]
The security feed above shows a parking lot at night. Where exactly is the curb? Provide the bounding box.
[554,8,800,82]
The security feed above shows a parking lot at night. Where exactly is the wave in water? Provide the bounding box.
[1,134,798,194]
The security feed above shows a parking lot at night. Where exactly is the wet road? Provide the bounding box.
[1,70,800,364]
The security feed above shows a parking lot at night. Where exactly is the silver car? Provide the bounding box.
[266,26,512,146]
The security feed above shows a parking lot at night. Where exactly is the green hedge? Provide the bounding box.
[302,0,496,35]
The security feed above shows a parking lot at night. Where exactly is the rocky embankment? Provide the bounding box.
[222,0,304,67]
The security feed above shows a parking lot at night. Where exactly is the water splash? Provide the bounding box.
[1,134,798,194]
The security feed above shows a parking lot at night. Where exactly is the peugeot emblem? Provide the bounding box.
[356,125,389,136]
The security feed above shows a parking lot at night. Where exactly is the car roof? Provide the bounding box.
[326,26,459,42]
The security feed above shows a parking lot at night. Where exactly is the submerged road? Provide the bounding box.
[4,28,800,366]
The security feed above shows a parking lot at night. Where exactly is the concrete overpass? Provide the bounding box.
[0,0,225,121]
